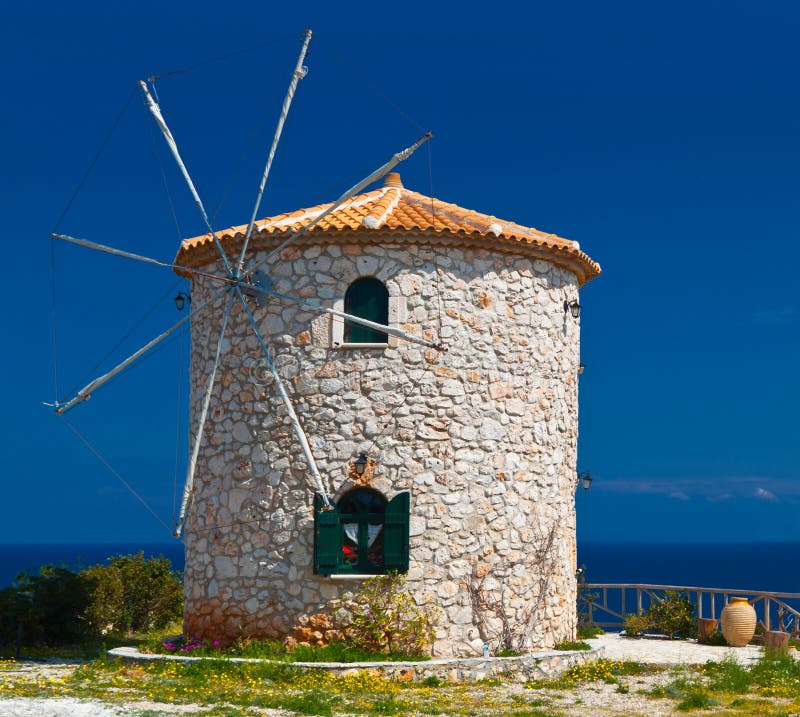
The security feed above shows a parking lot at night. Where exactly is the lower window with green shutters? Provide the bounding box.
[313,488,410,575]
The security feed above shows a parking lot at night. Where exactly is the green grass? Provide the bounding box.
[676,691,718,711]
[0,654,564,716]
[702,655,751,694]
[6,640,800,716]
[553,640,591,651]
[145,636,430,663]
[576,625,604,639]
[270,689,340,716]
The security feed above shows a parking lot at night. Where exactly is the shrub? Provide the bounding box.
[83,552,182,635]
[554,640,591,651]
[704,654,751,693]
[623,613,650,637]
[3,566,94,645]
[577,624,604,639]
[648,591,696,639]
[0,586,31,645]
[699,630,727,646]
[676,691,718,711]
[345,572,437,656]
[0,553,182,648]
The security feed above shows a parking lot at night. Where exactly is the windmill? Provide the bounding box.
[48,30,439,537]
[48,30,600,654]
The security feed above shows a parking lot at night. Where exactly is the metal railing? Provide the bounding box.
[579,583,800,636]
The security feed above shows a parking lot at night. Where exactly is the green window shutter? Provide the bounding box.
[314,494,342,575]
[383,491,410,572]
[344,278,389,343]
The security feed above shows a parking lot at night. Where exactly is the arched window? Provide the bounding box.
[343,277,389,344]
[339,488,387,571]
[313,489,410,575]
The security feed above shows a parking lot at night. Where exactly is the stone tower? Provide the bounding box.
[174,172,600,656]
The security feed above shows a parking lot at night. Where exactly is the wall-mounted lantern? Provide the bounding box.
[354,452,369,477]
[579,471,592,491]
[564,299,582,319]
[174,292,191,311]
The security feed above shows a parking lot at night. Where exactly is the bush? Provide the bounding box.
[699,630,727,646]
[0,566,94,645]
[623,613,650,637]
[0,586,30,645]
[0,553,182,648]
[84,552,182,635]
[648,591,696,639]
[554,640,592,651]
[577,624,604,639]
[345,573,437,657]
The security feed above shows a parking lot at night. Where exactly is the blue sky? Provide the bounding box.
[2,1,798,544]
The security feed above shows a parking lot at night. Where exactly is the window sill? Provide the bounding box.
[334,343,389,350]
[327,573,382,581]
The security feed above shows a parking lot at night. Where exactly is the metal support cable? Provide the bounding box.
[49,86,137,405]
[367,349,442,457]
[236,29,312,276]
[52,87,137,234]
[60,417,172,534]
[49,235,59,402]
[147,32,298,83]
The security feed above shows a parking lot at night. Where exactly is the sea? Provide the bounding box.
[1,542,797,594]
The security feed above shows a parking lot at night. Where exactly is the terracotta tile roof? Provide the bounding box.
[175,173,601,284]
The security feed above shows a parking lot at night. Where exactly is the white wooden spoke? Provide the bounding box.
[55,287,228,414]
[233,286,333,509]
[236,30,312,276]
[265,286,442,350]
[139,81,235,277]
[52,233,233,285]
[174,291,235,536]
[247,132,432,273]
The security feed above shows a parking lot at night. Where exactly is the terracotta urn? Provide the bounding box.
[697,617,719,643]
[720,597,757,647]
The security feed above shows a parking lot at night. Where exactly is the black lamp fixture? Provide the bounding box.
[354,452,369,477]
[579,471,593,491]
[174,292,191,311]
[564,299,582,319]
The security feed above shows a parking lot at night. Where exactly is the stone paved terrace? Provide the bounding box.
[590,631,783,664]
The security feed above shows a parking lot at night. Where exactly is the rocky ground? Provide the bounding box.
[1,635,796,716]
[0,664,678,717]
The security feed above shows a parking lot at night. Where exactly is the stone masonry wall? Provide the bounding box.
[183,238,582,657]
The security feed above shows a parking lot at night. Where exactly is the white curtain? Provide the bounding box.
[343,523,383,547]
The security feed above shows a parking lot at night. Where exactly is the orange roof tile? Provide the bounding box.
[175,173,601,284]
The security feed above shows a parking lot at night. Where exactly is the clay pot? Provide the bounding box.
[698,617,719,642]
[720,597,757,647]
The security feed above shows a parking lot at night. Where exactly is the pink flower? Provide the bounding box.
[212,640,220,647]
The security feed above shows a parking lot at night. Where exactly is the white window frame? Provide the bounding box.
[331,291,405,349]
